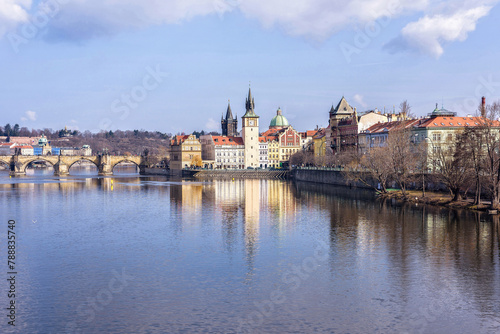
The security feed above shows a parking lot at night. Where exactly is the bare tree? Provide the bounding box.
[479,101,500,209]
[386,127,418,199]
[343,147,391,193]
[399,100,414,118]
[457,127,484,204]
[431,134,471,201]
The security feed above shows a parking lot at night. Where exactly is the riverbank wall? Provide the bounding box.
[291,168,375,189]
[290,168,452,193]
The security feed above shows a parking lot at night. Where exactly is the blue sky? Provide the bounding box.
[1,0,500,134]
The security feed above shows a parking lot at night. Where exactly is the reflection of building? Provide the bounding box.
[170,134,202,170]
[244,179,260,277]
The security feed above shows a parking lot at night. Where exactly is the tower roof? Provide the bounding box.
[225,101,234,120]
[331,96,353,115]
[429,103,456,117]
[270,107,289,128]
[243,87,258,118]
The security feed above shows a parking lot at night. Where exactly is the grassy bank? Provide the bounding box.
[380,190,492,212]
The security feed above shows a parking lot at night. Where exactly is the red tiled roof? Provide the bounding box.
[417,116,500,128]
[171,135,190,145]
[212,136,244,146]
[363,119,421,134]
[261,129,279,137]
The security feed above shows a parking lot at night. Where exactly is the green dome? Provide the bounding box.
[270,108,290,128]
[38,135,48,146]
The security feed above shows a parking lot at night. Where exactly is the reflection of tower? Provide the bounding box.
[169,184,203,229]
[221,101,238,136]
[213,180,244,253]
[244,179,260,279]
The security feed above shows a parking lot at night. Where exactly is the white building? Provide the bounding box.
[0,143,16,155]
[201,135,245,169]
[258,138,268,168]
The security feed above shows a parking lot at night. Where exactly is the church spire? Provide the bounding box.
[226,100,234,120]
[246,86,255,112]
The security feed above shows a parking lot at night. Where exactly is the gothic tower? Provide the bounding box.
[221,100,238,136]
[241,87,259,168]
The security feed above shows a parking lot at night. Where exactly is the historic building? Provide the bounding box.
[241,88,260,168]
[258,138,268,168]
[328,97,401,154]
[170,134,202,170]
[221,101,238,136]
[200,135,244,169]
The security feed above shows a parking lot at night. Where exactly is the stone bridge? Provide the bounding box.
[0,154,148,177]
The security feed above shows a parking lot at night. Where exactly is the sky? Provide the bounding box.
[1,0,500,134]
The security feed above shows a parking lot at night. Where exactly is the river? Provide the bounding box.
[0,166,499,333]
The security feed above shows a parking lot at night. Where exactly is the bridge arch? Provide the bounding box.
[111,159,140,173]
[0,158,10,171]
[67,157,99,170]
[21,157,57,173]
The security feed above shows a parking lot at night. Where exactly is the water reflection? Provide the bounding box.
[0,174,499,333]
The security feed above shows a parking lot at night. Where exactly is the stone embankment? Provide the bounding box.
[194,169,288,179]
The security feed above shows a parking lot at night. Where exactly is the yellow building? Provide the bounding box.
[313,128,327,157]
[267,140,280,168]
[170,134,202,170]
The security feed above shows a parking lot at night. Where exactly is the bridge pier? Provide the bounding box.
[54,162,69,176]
[9,158,26,177]
[9,169,26,177]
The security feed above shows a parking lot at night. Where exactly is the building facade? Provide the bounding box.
[170,134,202,170]
[200,135,244,169]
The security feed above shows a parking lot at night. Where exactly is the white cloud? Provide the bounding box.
[42,0,234,40]
[353,94,368,108]
[0,0,31,37]
[239,0,428,41]
[2,0,497,58]
[21,110,36,122]
[386,2,496,57]
[205,117,219,130]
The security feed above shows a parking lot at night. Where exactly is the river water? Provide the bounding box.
[0,167,499,333]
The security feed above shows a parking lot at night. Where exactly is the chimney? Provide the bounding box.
[481,96,486,117]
